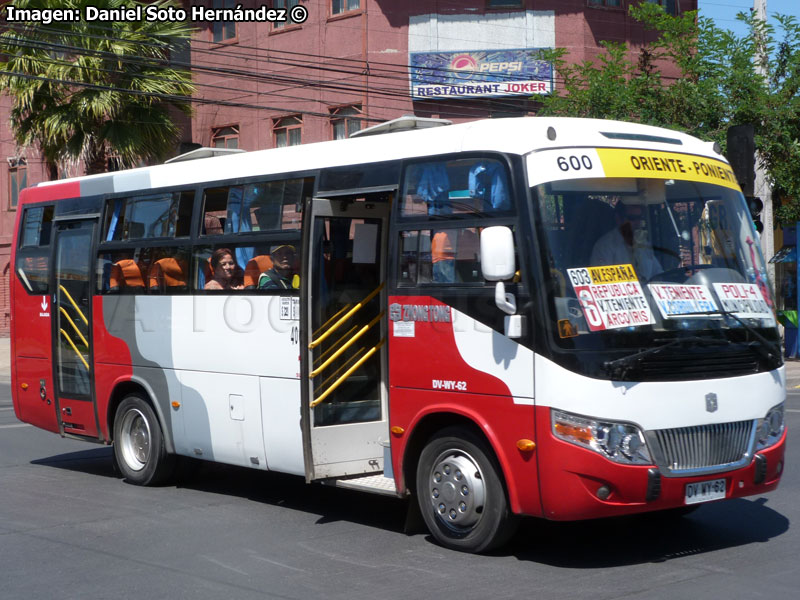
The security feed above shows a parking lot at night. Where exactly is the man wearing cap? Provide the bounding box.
[258,244,299,289]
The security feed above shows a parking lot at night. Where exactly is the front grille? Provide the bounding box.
[637,350,759,381]
[647,420,756,477]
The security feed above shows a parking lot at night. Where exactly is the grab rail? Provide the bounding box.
[309,282,384,349]
[311,339,385,407]
[309,311,384,378]
[315,346,367,394]
[59,329,90,371]
[314,324,359,367]
[312,302,353,339]
[59,285,88,325]
[59,307,88,348]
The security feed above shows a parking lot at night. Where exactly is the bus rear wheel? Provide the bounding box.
[416,427,518,553]
[113,395,174,486]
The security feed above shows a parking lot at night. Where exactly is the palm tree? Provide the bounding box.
[0,0,195,176]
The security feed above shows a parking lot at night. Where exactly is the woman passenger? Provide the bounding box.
[204,248,244,290]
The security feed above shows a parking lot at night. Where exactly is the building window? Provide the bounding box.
[212,0,236,42]
[8,158,27,210]
[587,0,622,7]
[332,0,360,16]
[487,0,523,7]
[646,0,678,14]
[212,125,239,149]
[274,116,302,147]
[274,0,300,29]
[330,105,362,140]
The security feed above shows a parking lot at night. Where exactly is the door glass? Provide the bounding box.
[55,221,94,397]
[310,216,383,425]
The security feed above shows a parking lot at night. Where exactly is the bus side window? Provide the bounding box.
[398,228,482,286]
[401,157,513,218]
[16,205,55,294]
[103,192,191,241]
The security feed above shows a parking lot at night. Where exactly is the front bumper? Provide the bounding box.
[536,423,786,521]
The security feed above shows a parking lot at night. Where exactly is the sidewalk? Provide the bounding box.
[1,335,798,387]
[0,337,8,383]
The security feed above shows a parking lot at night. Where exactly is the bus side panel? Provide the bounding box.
[388,296,540,516]
[95,296,179,450]
[92,298,134,441]
[12,276,52,359]
[14,357,58,433]
[11,270,58,431]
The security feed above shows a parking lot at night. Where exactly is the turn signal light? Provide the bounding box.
[390,426,405,435]
[21,383,29,390]
[516,439,536,452]
[171,401,181,409]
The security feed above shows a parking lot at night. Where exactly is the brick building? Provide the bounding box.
[0,0,696,335]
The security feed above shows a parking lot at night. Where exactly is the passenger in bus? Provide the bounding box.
[204,248,244,290]
[590,201,662,281]
[412,164,457,282]
[258,244,299,289]
[468,161,510,212]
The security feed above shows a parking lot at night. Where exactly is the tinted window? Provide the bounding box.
[104,191,193,241]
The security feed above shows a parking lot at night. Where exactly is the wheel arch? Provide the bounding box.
[106,377,175,454]
[401,410,518,511]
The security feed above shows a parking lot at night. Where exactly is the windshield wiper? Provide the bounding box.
[603,335,731,380]
[676,309,781,362]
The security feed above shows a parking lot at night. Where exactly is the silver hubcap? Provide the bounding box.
[427,449,486,532]
[120,408,151,471]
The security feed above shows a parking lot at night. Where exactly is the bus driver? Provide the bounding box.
[590,200,662,281]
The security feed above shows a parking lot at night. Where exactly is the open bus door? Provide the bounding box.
[301,196,392,482]
[50,217,100,439]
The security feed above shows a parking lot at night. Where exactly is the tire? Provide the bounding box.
[416,427,518,553]
[113,395,175,486]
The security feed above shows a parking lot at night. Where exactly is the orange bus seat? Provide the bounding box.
[244,255,273,288]
[148,257,188,292]
[109,259,146,291]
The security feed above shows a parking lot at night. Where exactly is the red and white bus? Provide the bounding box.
[10,117,786,553]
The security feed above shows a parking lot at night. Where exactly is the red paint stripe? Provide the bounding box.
[21,182,81,204]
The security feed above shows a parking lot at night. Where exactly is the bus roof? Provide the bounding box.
[31,117,723,200]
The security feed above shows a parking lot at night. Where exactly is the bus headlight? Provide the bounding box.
[756,403,785,450]
[552,410,651,465]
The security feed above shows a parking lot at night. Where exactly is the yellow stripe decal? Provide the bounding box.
[596,148,741,191]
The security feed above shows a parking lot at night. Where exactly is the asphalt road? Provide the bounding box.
[1,382,798,600]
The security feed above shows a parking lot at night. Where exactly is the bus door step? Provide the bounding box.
[331,473,398,497]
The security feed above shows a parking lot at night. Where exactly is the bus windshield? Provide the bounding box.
[534,176,777,367]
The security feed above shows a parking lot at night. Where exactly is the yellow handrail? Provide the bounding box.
[309,311,384,378]
[311,339,385,407]
[309,282,384,349]
[312,302,353,338]
[59,329,90,371]
[59,306,88,348]
[59,284,88,325]
[315,346,367,395]
[314,324,359,366]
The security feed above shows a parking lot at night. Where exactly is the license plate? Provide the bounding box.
[684,478,726,505]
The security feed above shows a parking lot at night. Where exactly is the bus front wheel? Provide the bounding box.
[113,395,174,486]
[416,427,518,553]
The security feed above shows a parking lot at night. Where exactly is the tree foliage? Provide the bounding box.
[0,0,195,175]
[537,3,800,226]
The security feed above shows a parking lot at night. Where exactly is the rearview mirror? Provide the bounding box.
[480,226,515,281]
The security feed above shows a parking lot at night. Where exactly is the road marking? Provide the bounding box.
[787,409,800,413]
[0,423,31,429]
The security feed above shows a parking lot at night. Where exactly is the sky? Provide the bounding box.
[698,0,800,36]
